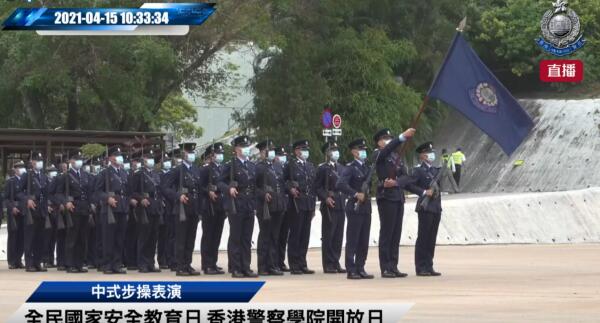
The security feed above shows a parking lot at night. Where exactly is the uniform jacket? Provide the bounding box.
[55,168,94,215]
[17,170,50,217]
[160,162,205,219]
[94,165,131,214]
[284,157,317,212]
[217,158,257,217]
[412,162,442,214]
[256,159,288,215]
[337,159,372,215]
[131,168,164,216]
[374,138,423,202]
[202,162,225,215]
[315,161,345,212]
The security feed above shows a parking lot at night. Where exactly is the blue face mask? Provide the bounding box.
[358,150,367,161]
[300,150,309,160]
[186,153,196,163]
[48,171,57,178]
[277,155,287,164]
[162,161,172,170]
[74,159,83,169]
[241,147,251,158]
[215,153,224,164]
[115,156,124,165]
[18,168,27,176]
[123,163,131,171]
[267,150,276,161]
[34,161,44,171]
[426,152,436,162]
[146,159,155,168]
[330,150,340,162]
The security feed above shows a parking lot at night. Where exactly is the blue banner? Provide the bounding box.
[27,281,264,303]
[2,3,216,30]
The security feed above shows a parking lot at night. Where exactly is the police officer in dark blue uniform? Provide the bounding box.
[131,150,163,273]
[255,140,287,276]
[315,141,346,274]
[275,146,290,272]
[161,143,204,276]
[218,135,259,278]
[373,127,422,278]
[337,139,374,280]
[18,152,50,272]
[284,139,317,275]
[94,146,129,274]
[156,153,173,270]
[4,161,26,270]
[84,159,101,270]
[55,151,93,273]
[43,164,61,269]
[412,142,442,277]
[200,143,227,275]
[123,156,139,271]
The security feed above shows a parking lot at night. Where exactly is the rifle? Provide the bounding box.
[25,161,34,226]
[63,157,74,229]
[354,163,375,212]
[105,146,116,225]
[207,161,216,218]
[323,146,333,222]
[43,175,52,230]
[288,157,300,214]
[419,165,444,211]
[137,145,149,225]
[177,162,187,222]
[158,153,165,226]
[227,156,238,216]
[261,161,272,221]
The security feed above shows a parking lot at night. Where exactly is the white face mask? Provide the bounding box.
[358,150,367,161]
[48,171,58,178]
[241,147,251,158]
[123,163,131,171]
[330,150,340,162]
[426,152,436,162]
[93,165,101,173]
[215,153,224,164]
[145,159,155,168]
[34,161,44,171]
[17,168,27,176]
[115,156,124,165]
[300,150,309,160]
[277,155,287,164]
[267,150,276,161]
[72,159,83,170]
[186,153,196,163]
[162,161,172,170]
[383,139,392,146]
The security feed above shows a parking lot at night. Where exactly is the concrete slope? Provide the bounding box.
[432,99,600,193]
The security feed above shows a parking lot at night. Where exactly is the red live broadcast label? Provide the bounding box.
[540,59,583,82]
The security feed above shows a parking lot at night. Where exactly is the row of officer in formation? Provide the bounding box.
[3,127,443,279]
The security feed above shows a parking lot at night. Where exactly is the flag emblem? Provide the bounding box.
[469,83,498,113]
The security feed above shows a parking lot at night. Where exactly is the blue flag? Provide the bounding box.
[428,33,534,155]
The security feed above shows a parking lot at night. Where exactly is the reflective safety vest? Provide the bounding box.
[442,154,455,172]
[452,151,465,165]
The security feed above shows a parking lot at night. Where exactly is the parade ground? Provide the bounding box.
[0,243,598,322]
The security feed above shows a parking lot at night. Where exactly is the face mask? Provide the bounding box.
[267,150,276,161]
[123,163,131,171]
[277,155,287,164]
[162,161,172,170]
[34,161,44,171]
[383,139,391,146]
[215,154,224,164]
[17,168,26,176]
[146,159,155,168]
[49,171,58,178]
[176,158,182,165]
[300,150,309,160]
[72,159,83,170]
[358,150,367,161]
[185,153,196,163]
[93,165,101,173]
[330,150,340,162]
[115,156,124,165]
[241,147,251,158]
[426,152,436,162]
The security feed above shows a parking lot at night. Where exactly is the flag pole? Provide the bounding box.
[397,17,466,158]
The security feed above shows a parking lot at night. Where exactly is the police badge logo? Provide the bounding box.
[536,1,586,56]
[469,82,499,114]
